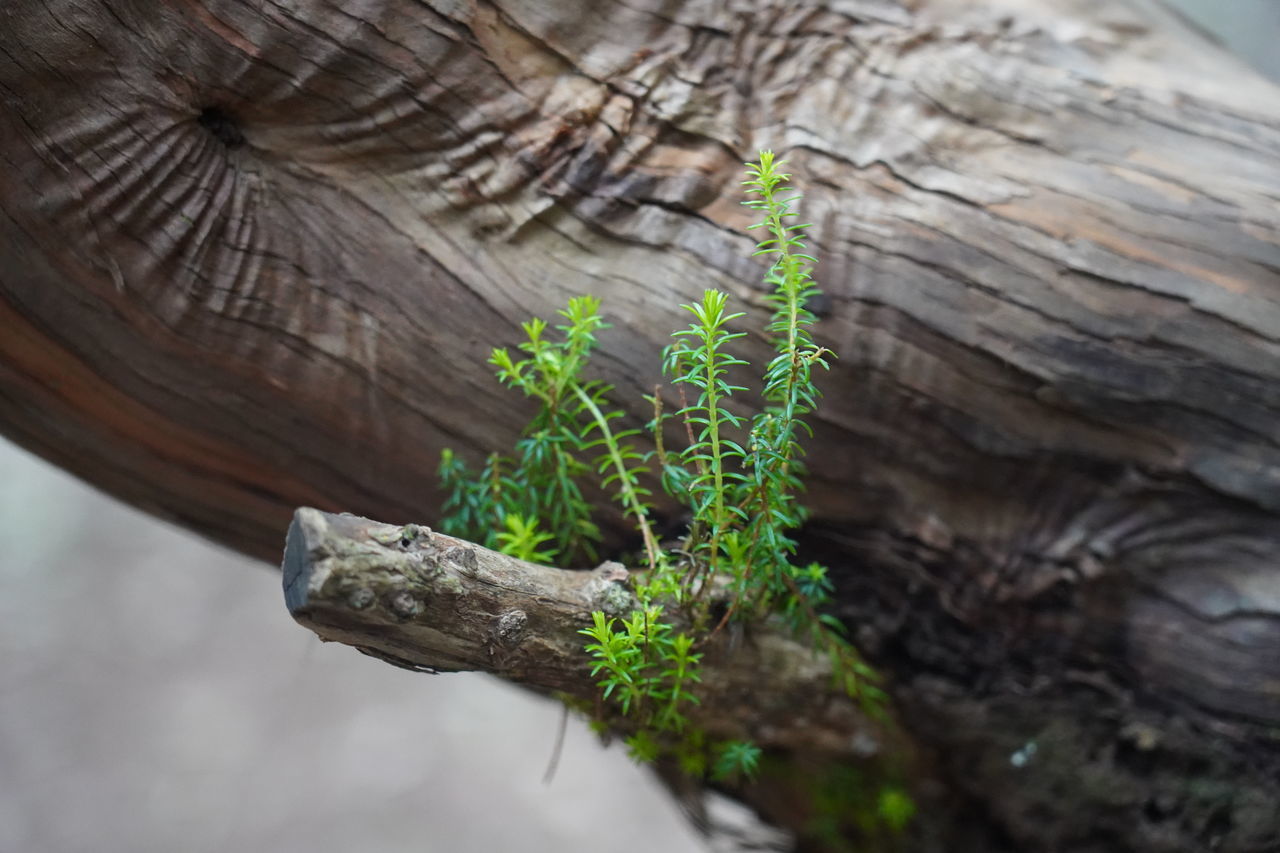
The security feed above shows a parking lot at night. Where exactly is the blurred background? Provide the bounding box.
[0,440,704,853]
[1165,0,1279,80]
[1,2,1274,852]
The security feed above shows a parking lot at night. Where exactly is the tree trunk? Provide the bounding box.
[2,1,1278,850]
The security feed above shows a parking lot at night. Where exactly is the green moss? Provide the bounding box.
[754,756,915,851]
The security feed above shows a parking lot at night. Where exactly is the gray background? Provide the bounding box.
[0,442,704,853]
[1165,0,1280,81]
[1,3,1275,852]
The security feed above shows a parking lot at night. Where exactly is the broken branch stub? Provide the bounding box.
[283,507,886,757]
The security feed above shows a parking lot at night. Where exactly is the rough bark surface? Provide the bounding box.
[284,507,882,757]
[2,1,1279,850]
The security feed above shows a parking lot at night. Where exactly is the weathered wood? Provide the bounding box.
[3,0,1278,560]
[285,506,916,852]
[284,507,882,758]
[2,0,1279,849]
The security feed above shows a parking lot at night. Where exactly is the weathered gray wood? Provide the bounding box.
[284,507,883,757]
[3,0,1278,560]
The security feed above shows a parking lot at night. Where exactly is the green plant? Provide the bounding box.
[439,294,655,567]
[494,513,557,563]
[440,151,885,782]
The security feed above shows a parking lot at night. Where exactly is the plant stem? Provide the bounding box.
[571,384,660,569]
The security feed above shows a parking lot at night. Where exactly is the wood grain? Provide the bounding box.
[2,1,1278,849]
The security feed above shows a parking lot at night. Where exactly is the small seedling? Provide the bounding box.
[440,151,885,782]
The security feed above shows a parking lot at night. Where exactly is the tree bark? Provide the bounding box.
[2,1,1278,850]
[283,507,883,757]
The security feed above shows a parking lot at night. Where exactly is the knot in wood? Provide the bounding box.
[388,590,423,619]
[441,544,478,573]
[493,609,528,647]
[587,561,634,616]
[196,105,245,148]
[397,523,429,549]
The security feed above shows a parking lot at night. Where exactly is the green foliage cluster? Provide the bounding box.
[440,152,881,782]
[579,609,716,771]
[439,295,618,566]
[764,758,917,851]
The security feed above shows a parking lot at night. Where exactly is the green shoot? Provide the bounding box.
[438,152,892,805]
[663,289,749,585]
[494,513,557,564]
[713,740,763,781]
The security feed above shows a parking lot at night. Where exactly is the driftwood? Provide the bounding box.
[2,0,1279,850]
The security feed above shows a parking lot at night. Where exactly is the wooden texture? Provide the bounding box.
[2,0,1279,850]
[284,507,880,756]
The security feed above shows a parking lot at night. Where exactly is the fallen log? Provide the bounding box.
[2,0,1279,849]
